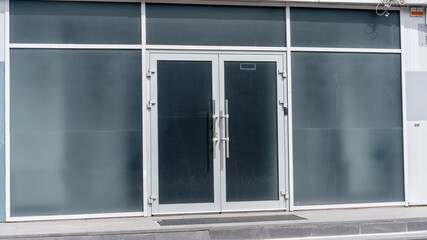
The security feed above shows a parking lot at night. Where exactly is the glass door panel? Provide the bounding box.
[220,55,287,211]
[224,61,279,202]
[150,54,220,214]
[158,61,214,204]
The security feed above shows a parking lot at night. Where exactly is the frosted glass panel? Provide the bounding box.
[157,61,214,204]
[292,52,404,205]
[10,49,142,216]
[225,62,278,202]
[291,8,400,49]
[10,0,141,44]
[146,4,286,46]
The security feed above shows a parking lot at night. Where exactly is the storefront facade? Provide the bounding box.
[0,0,426,222]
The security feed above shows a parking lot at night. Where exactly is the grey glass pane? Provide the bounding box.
[146,4,286,46]
[158,61,214,204]
[225,61,278,202]
[291,8,400,49]
[10,49,142,216]
[11,0,141,44]
[292,52,403,206]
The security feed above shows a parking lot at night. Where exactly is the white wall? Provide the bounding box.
[401,7,427,205]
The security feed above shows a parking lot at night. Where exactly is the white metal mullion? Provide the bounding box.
[291,47,402,53]
[9,212,145,222]
[145,0,286,7]
[289,2,401,11]
[4,0,10,222]
[141,0,149,217]
[146,45,287,52]
[400,7,409,207]
[293,202,405,211]
[286,2,294,212]
[278,54,287,210]
[9,44,142,49]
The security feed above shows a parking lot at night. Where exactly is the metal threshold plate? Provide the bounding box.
[157,214,306,226]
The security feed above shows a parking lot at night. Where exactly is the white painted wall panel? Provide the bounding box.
[402,8,427,205]
[402,7,427,72]
[407,121,427,205]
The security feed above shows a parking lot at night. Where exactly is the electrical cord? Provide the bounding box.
[376,0,405,16]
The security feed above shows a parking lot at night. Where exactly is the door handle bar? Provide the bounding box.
[221,99,230,159]
[212,100,219,159]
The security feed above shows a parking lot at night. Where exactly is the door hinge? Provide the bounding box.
[279,99,288,115]
[147,69,156,78]
[278,70,286,79]
[280,191,289,200]
[148,196,157,204]
[147,99,156,109]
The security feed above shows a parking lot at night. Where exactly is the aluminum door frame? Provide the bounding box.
[149,53,221,215]
[219,54,288,212]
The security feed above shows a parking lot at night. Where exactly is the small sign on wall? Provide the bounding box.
[411,7,424,17]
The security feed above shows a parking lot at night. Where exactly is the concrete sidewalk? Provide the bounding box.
[2,206,427,239]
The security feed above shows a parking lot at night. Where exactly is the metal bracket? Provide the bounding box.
[147,100,156,110]
[280,191,289,200]
[148,196,157,204]
[147,69,156,78]
[278,70,287,79]
[279,99,288,115]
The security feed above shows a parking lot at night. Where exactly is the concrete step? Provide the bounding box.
[4,207,427,240]
[4,218,427,240]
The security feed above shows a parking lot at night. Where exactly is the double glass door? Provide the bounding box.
[149,53,287,214]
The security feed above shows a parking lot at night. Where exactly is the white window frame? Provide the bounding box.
[3,0,407,221]
[5,0,147,222]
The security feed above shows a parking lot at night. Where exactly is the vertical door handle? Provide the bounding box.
[221,99,230,159]
[212,100,219,159]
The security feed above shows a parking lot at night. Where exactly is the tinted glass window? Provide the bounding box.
[10,49,143,216]
[291,8,400,48]
[292,52,404,205]
[146,4,286,46]
[10,0,141,44]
